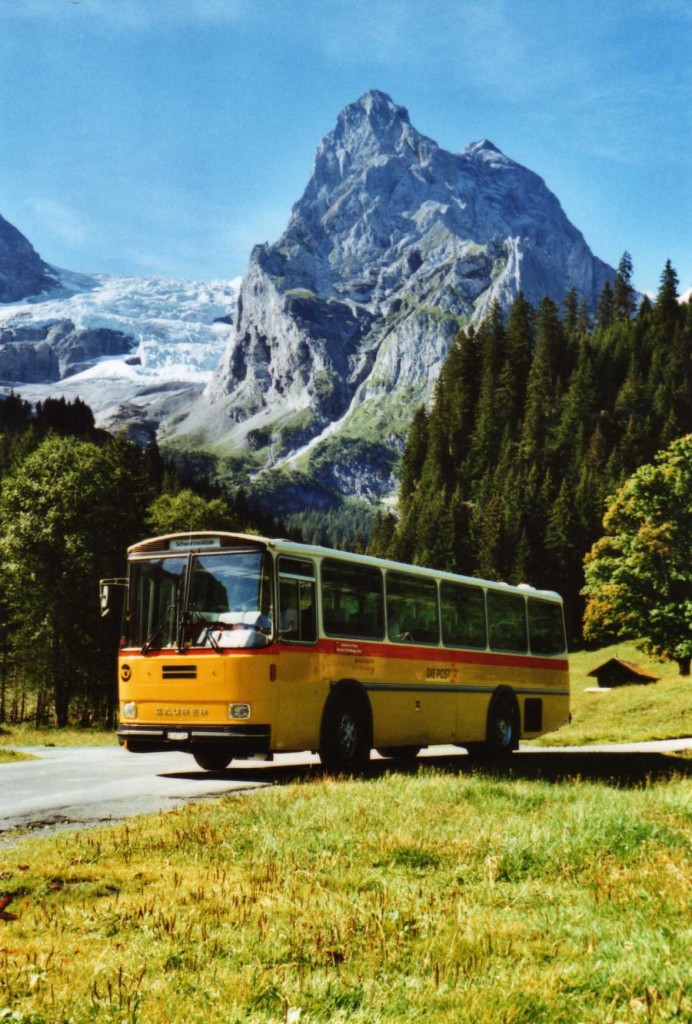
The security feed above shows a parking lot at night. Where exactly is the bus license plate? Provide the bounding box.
[168,731,189,741]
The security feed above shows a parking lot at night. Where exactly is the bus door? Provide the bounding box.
[272,556,321,751]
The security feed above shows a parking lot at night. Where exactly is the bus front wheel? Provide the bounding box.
[192,750,233,771]
[319,692,371,773]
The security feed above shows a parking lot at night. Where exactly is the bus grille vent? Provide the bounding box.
[162,664,198,680]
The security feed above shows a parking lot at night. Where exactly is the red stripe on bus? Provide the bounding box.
[120,640,567,672]
[312,638,568,671]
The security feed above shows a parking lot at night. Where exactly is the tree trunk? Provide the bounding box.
[677,655,690,677]
[54,683,70,728]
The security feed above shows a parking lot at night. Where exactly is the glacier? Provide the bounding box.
[0,268,240,440]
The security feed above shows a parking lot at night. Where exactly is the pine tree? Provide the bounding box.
[520,298,565,468]
[653,259,680,333]
[497,292,533,438]
[595,280,614,329]
[467,301,506,476]
[398,405,429,508]
[554,333,597,470]
[368,510,397,559]
[419,383,451,493]
[445,326,480,469]
[613,251,636,321]
[0,392,32,432]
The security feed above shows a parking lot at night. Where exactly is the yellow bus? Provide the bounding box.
[107,532,569,771]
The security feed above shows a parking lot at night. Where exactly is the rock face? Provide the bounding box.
[0,214,55,303]
[192,90,615,495]
[0,321,136,384]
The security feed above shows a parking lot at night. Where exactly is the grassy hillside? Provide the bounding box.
[534,642,692,746]
[0,766,690,1022]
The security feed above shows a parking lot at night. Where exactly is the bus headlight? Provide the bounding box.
[229,703,251,720]
[122,701,137,719]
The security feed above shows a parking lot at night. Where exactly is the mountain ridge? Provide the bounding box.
[1,90,618,509]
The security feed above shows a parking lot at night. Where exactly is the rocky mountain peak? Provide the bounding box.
[329,89,418,160]
[464,138,502,154]
[299,90,434,229]
[175,91,617,508]
[339,89,411,137]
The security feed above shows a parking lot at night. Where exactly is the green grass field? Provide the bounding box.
[0,766,690,1023]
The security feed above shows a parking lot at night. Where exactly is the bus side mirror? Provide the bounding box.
[99,578,128,618]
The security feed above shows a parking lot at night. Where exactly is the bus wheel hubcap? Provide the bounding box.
[339,713,357,755]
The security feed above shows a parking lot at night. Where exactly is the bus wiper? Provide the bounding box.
[142,617,167,654]
[201,623,221,651]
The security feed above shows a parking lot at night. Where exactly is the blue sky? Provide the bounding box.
[0,0,690,296]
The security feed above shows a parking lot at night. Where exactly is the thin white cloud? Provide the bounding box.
[310,0,567,102]
[23,197,93,248]
[4,0,251,30]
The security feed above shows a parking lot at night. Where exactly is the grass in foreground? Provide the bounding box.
[0,767,690,1023]
[0,723,117,749]
[534,641,692,746]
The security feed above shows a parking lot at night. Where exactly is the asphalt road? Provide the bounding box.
[2,739,690,845]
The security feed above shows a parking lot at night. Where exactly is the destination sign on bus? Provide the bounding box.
[168,537,222,550]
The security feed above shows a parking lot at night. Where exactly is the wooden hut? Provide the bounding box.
[587,658,660,688]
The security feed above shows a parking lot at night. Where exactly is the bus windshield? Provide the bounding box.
[187,552,272,636]
[126,549,273,650]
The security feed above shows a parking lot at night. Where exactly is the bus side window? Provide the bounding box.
[386,572,439,645]
[528,599,566,655]
[487,591,528,653]
[440,581,487,649]
[321,560,384,640]
[278,558,316,644]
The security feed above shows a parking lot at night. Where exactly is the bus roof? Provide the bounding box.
[127,531,563,602]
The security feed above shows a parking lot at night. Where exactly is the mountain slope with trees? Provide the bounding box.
[371,258,691,641]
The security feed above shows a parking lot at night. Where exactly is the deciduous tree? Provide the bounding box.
[582,435,692,675]
[0,435,148,724]
[146,488,237,536]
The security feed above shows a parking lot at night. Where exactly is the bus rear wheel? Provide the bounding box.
[320,693,371,774]
[467,690,520,758]
[192,750,233,771]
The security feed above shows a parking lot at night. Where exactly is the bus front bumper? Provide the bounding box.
[117,723,271,755]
